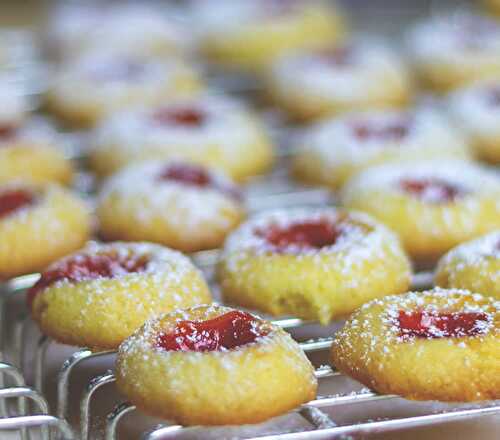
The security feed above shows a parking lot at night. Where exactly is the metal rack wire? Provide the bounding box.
[1,205,499,439]
[1,156,498,438]
[0,1,498,437]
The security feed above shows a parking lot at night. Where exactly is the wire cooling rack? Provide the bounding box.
[0,186,499,440]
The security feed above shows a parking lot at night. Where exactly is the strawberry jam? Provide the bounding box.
[398,310,489,339]
[256,220,343,252]
[0,124,16,141]
[351,119,410,142]
[152,107,206,127]
[27,252,148,306]
[0,189,35,219]
[263,0,298,17]
[157,163,242,200]
[159,163,211,187]
[399,178,466,203]
[155,311,267,352]
[320,47,354,67]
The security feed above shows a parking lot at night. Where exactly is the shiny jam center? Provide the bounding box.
[398,310,489,339]
[263,0,298,17]
[351,119,410,142]
[319,47,354,66]
[155,311,267,352]
[0,189,35,219]
[27,253,148,306]
[399,178,465,203]
[158,163,211,187]
[0,124,16,141]
[157,163,242,200]
[256,220,343,251]
[152,107,206,127]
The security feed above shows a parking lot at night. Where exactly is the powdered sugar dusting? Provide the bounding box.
[342,161,500,203]
[50,52,198,106]
[449,79,500,137]
[49,3,194,58]
[118,304,315,387]
[38,241,199,293]
[98,161,243,231]
[221,207,407,274]
[271,41,409,100]
[333,288,499,381]
[436,230,500,292]
[439,230,500,267]
[190,0,307,37]
[298,107,468,167]
[384,289,499,341]
[407,12,500,64]
[91,94,262,160]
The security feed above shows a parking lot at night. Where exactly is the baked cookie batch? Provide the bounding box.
[1,0,499,429]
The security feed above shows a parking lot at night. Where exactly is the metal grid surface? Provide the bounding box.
[0,187,499,439]
[0,1,499,437]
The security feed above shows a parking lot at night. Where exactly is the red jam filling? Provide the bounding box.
[398,310,489,339]
[256,219,343,252]
[0,124,16,141]
[399,178,466,203]
[319,47,354,67]
[263,0,298,17]
[27,252,148,307]
[351,119,410,142]
[157,163,242,200]
[155,311,267,352]
[152,107,206,127]
[88,59,146,82]
[0,189,35,219]
[158,163,211,187]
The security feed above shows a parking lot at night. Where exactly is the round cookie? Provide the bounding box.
[46,52,202,128]
[47,3,193,61]
[192,0,346,72]
[293,107,470,190]
[217,207,412,324]
[407,12,500,92]
[28,241,212,351]
[0,117,73,185]
[449,79,500,164]
[116,304,317,425]
[341,161,500,266]
[268,42,412,121]
[89,94,274,180]
[97,161,245,252]
[435,231,500,300]
[0,182,91,280]
[332,288,500,401]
